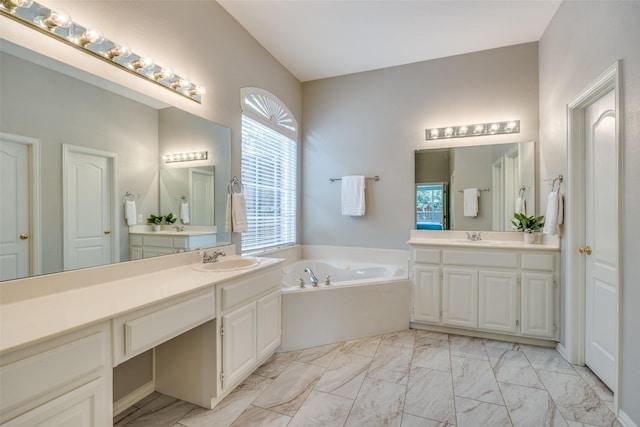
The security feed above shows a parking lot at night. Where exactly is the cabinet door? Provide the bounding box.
[257,290,281,360]
[412,265,441,323]
[478,270,518,333]
[521,272,555,338]
[222,302,257,389]
[2,378,108,427]
[442,268,478,328]
[130,247,142,260]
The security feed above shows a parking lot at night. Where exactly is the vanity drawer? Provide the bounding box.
[413,248,441,264]
[443,250,518,268]
[521,253,556,271]
[112,289,215,365]
[218,268,282,314]
[142,235,173,247]
[0,323,109,424]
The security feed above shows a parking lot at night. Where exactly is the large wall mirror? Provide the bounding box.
[0,40,231,281]
[415,141,535,232]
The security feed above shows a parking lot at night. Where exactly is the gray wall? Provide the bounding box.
[301,42,539,249]
[539,1,640,422]
[451,146,494,231]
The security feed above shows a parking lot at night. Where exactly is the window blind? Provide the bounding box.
[241,115,297,252]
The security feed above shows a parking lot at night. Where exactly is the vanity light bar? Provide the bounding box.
[162,151,208,163]
[0,0,205,103]
[426,120,520,140]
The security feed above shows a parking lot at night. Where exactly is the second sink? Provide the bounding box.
[195,257,259,272]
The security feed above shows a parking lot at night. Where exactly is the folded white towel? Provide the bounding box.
[125,200,137,225]
[225,193,232,232]
[232,192,248,232]
[463,188,479,217]
[543,191,564,235]
[341,176,366,216]
[180,201,190,224]
[514,197,526,215]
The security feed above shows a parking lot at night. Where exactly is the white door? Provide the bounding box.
[222,302,257,389]
[584,89,617,390]
[0,140,29,280]
[257,290,281,360]
[442,268,478,328]
[64,148,114,271]
[521,272,555,339]
[478,270,518,333]
[190,167,214,225]
[412,265,441,323]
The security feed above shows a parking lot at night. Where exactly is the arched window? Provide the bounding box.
[240,87,298,252]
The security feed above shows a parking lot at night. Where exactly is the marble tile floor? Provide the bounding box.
[114,329,620,427]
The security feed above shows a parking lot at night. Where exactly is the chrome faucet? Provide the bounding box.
[325,275,332,285]
[465,231,482,241]
[173,225,185,232]
[304,267,319,286]
[202,251,226,263]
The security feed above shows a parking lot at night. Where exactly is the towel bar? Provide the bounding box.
[329,176,380,183]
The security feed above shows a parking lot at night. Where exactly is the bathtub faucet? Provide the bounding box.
[304,267,319,286]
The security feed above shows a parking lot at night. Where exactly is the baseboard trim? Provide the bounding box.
[113,381,155,417]
[555,342,570,362]
[618,410,639,427]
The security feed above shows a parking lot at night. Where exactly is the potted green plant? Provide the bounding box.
[146,214,163,231]
[512,213,545,243]
[163,213,177,225]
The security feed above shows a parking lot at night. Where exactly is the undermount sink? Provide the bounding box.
[453,240,506,246]
[194,257,259,272]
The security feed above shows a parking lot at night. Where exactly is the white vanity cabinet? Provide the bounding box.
[129,232,217,260]
[0,323,112,426]
[410,240,559,342]
[154,266,282,409]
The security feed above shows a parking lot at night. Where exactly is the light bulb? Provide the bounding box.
[458,126,468,136]
[189,86,206,96]
[172,77,191,89]
[105,44,131,59]
[1,0,33,10]
[506,121,518,131]
[154,67,174,80]
[444,127,454,137]
[131,57,154,70]
[77,28,103,46]
[41,9,72,29]
[430,129,440,139]
[474,125,484,134]
[489,123,500,133]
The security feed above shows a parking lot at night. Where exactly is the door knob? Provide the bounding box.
[104,230,111,235]
[579,245,592,255]
[19,233,29,240]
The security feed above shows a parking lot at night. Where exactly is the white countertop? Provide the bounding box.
[0,254,284,354]
[408,230,560,251]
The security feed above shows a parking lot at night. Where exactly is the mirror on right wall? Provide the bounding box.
[415,140,535,232]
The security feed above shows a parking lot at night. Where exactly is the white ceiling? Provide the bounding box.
[217,0,562,82]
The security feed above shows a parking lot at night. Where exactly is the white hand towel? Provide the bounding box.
[463,188,479,217]
[341,176,366,216]
[125,200,137,225]
[514,197,526,215]
[232,192,248,232]
[180,201,190,224]
[543,191,561,235]
[225,193,232,232]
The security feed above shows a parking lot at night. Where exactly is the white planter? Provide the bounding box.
[523,233,536,244]
[153,224,162,232]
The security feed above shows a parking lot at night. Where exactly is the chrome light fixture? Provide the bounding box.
[426,120,520,140]
[162,151,208,163]
[0,0,205,103]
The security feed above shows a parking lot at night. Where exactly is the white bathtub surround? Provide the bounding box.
[276,245,411,351]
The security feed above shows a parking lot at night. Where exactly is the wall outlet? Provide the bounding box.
[137,214,143,223]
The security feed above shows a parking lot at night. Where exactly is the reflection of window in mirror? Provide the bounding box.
[416,183,449,230]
